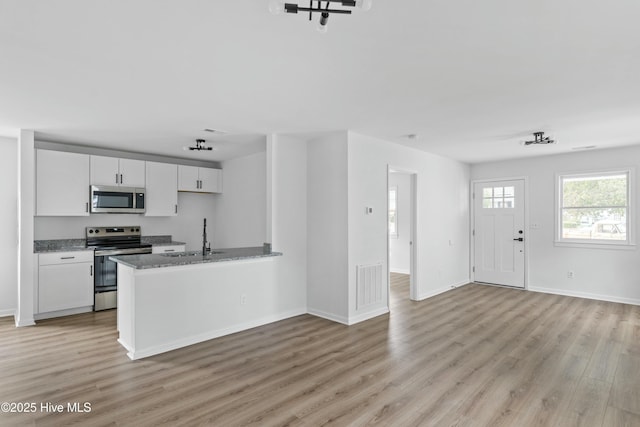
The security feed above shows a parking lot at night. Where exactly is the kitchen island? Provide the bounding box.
[110,247,294,360]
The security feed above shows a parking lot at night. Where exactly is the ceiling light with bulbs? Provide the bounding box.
[183,139,216,151]
[270,0,372,33]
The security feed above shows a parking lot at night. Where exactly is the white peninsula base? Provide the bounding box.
[117,256,303,360]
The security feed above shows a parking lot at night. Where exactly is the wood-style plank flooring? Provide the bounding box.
[1,275,640,426]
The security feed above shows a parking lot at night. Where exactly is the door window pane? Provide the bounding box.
[482,186,515,209]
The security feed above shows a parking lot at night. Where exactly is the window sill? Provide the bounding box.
[554,240,637,250]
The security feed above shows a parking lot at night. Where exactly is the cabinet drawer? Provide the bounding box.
[39,250,94,266]
[152,245,186,254]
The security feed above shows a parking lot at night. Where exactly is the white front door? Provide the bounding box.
[473,179,525,288]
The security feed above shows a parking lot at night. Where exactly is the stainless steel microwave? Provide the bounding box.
[90,185,145,214]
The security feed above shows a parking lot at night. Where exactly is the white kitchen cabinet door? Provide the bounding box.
[38,255,94,313]
[145,162,178,216]
[178,165,200,192]
[119,158,145,187]
[36,149,90,216]
[90,155,121,186]
[199,167,222,193]
[178,165,222,193]
[91,156,145,187]
[151,245,186,254]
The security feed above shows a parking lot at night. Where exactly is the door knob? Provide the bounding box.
[513,237,524,242]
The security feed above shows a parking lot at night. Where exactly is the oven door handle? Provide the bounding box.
[95,248,152,256]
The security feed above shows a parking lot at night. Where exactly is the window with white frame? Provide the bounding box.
[389,186,398,238]
[557,169,633,246]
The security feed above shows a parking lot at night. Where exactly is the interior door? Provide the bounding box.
[473,179,525,288]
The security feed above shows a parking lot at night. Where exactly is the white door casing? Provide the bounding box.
[387,168,418,304]
[473,179,525,288]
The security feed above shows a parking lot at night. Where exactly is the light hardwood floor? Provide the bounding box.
[1,276,640,426]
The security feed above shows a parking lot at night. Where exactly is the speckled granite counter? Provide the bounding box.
[34,239,89,253]
[110,247,282,269]
[34,235,185,253]
[141,235,186,247]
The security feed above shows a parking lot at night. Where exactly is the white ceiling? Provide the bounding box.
[1,0,640,163]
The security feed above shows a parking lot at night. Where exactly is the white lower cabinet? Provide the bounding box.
[152,245,186,254]
[38,251,94,315]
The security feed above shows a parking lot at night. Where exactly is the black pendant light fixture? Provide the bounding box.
[270,0,372,33]
[524,131,556,146]
[184,139,214,151]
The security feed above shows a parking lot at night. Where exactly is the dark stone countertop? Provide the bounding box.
[109,247,282,270]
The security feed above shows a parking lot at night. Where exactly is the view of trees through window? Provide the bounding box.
[561,173,628,241]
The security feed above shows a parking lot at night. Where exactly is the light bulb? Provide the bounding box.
[317,12,329,33]
[355,0,372,11]
[269,0,285,15]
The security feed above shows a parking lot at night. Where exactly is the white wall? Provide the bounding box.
[35,193,216,251]
[389,172,411,274]
[347,132,470,317]
[17,130,36,326]
[268,134,307,314]
[0,137,18,317]
[214,151,266,248]
[306,132,350,323]
[471,145,640,304]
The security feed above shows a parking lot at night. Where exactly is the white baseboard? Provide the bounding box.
[126,307,307,360]
[348,306,389,325]
[307,308,349,325]
[451,279,471,288]
[34,306,93,321]
[0,309,15,318]
[416,280,470,301]
[528,286,640,306]
[15,317,35,327]
[390,268,410,275]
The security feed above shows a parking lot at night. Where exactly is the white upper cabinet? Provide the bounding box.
[36,149,90,216]
[145,161,178,216]
[90,155,145,187]
[178,165,199,192]
[178,165,222,193]
[119,159,146,187]
[199,167,222,193]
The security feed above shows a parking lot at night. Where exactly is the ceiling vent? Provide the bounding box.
[524,131,555,146]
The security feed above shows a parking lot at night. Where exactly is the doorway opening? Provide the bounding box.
[388,168,417,310]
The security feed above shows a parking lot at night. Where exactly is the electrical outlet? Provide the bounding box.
[241,294,247,305]
[567,271,574,279]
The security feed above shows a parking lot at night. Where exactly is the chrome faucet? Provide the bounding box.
[202,218,211,255]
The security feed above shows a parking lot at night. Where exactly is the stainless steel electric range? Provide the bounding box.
[86,226,152,311]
